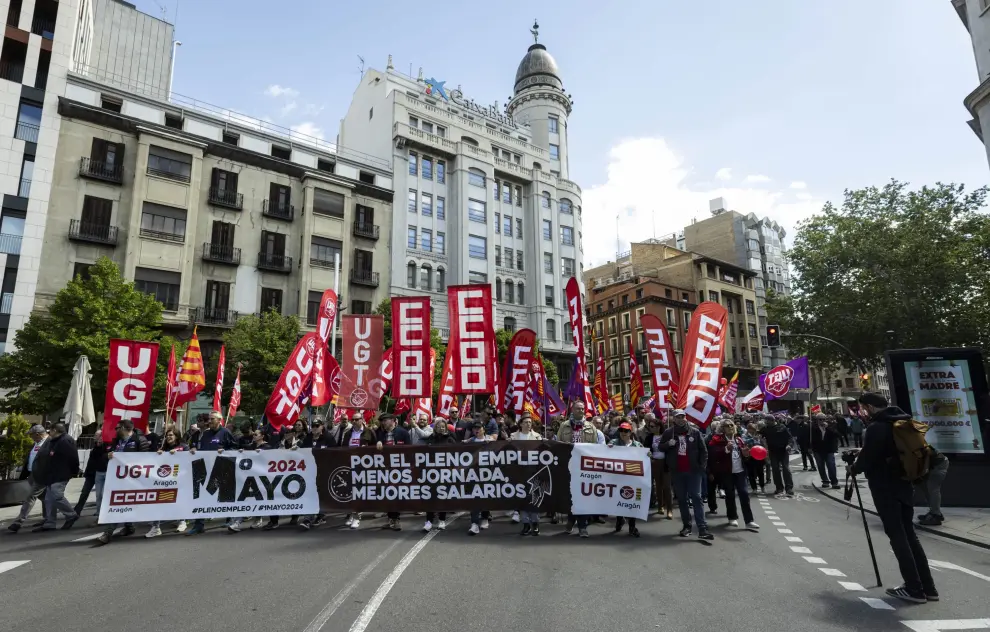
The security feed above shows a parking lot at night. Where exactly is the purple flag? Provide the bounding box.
[759,356,810,401]
[543,373,566,417]
[562,356,582,401]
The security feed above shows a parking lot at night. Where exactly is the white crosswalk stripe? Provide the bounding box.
[0,560,30,575]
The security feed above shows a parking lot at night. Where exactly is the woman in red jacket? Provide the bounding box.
[707,421,759,530]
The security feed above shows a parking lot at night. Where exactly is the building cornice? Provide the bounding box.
[963,74,990,118]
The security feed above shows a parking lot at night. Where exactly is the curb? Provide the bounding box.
[811,482,990,551]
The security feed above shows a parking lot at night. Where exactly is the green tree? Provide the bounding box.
[494,328,559,386]
[0,257,167,415]
[223,310,300,415]
[772,180,990,371]
[0,413,32,480]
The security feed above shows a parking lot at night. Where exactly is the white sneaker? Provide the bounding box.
[345,515,354,528]
[350,518,361,529]
[469,523,480,535]
[480,518,490,530]
[511,511,520,523]
[175,520,187,533]
[438,520,447,530]
[144,525,162,538]
[253,517,266,529]
[746,521,760,529]
[728,519,739,527]
[227,520,242,533]
[422,521,433,532]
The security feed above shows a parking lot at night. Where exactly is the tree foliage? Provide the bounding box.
[222,311,300,415]
[0,413,32,480]
[769,181,990,372]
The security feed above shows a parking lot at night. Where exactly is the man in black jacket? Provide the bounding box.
[7,425,49,533]
[850,392,936,604]
[810,414,840,489]
[74,437,109,517]
[96,419,151,545]
[376,414,411,531]
[761,417,794,496]
[35,423,80,532]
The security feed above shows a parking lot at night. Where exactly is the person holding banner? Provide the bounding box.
[187,411,237,536]
[375,414,411,531]
[644,417,674,520]
[423,419,457,532]
[340,413,376,530]
[660,410,714,541]
[707,421,759,530]
[96,419,151,546]
[464,421,490,535]
[556,401,604,538]
[609,422,643,537]
[146,426,187,538]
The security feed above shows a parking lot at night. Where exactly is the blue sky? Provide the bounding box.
[137,0,989,265]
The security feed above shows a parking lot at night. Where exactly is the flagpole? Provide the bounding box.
[328,252,341,423]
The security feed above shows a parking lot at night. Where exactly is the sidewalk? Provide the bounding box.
[813,481,990,550]
[0,478,89,523]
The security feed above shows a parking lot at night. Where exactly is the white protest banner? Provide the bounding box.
[568,443,651,520]
[99,449,319,523]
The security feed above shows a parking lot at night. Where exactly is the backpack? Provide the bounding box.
[891,418,932,482]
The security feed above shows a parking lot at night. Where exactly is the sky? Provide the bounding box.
[136,0,989,267]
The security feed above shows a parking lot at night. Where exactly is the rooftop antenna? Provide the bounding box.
[531,19,539,44]
[153,0,168,21]
[357,55,365,78]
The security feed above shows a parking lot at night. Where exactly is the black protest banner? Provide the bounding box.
[315,442,572,513]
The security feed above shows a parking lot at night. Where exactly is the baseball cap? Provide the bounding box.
[672,409,686,417]
[618,422,633,431]
[29,424,45,434]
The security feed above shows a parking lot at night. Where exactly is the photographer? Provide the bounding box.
[848,392,936,604]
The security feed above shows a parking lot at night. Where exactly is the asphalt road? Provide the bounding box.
[1,461,988,632]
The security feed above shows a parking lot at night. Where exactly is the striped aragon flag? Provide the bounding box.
[173,327,206,412]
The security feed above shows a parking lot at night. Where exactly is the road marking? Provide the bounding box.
[789,546,812,554]
[820,568,847,577]
[838,581,866,591]
[928,560,990,583]
[785,536,803,542]
[72,533,104,542]
[901,619,990,632]
[803,556,826,564]
[0,560,29,574]
[302,540,403,632]
[772,522,787,526]
[777,528,793,534]
[860,597,894,610]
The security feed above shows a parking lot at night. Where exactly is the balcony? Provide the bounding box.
[262,199,293,221]
[208,187,243,210]
[352,222,379,240]
[202,242,241,265]
[350,269,380,287]
[0,292,11,314]
[0,61,24,83]
[257,251,292,273]
[0,233,22,255]
[190,307,239,327]
[14,121,39,143]
[79,157,123,184]
[68,220,118,246]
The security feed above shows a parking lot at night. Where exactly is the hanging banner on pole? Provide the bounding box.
[264,332,320,431]
[447,284,496,393]
[640,314,680,414]
[212,345,226,413]
[391,297,432,398]
[564,277,595,415]
[316,289,339,345]
[436,348,456,419]
[102,340,160,442]
[504,329,537,414]
[339,315,385,409]
[675,302,728,429]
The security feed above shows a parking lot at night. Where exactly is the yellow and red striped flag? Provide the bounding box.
[173,327,206,410]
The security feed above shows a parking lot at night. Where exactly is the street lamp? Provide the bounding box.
[168,40,182,102]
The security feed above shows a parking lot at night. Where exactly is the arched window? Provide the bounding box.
[533,161,542,171]
[504,316,516,332]
[468,167,485,188]
[505,280,514,303]
[420,264,432,291]
[560,198,572,214]
[406,262,417,289]
[541,191,551,209]
[436,267,446,292]
[546,319,556,341]
[461,136,479,147]
[495,278,503,302]
[517,282,524,305]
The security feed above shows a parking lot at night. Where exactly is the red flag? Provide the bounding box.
[392,297,432,398]
[102,340,159,442]
[338,315,385,409]
[264,333,320,431]
[165,344,177,420]
[394,398,412,415]
[503,329,537,414]
[640,314,680,415]
[227,365,242,422]
[564,277,595,416]
[410,348,437,417]
[173,328,205,411]
[436,348,457,419]
[628,338,645,407]
[370,347,393,401]
[523,362,542,421]
[460,394,473,418]
[719,371,740,412]
[675,302,728,429]
[212,345,226,413]
[593,353,609,414]
[316,289,339,345]
[447,284,496,393]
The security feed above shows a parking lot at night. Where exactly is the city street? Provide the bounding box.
[0,465,987,632]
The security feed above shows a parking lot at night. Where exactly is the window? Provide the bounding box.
[421,229,432,251]
[422,156,433,180]
[542,220,552,240]
[561,226,574,246]
[666,308,676,327]
[140,202,186,242]
[611,338,619,356]
[147,145,191,182]
[437,268,446,291]
[420,265,432,290]
[546,319,556,341]
[559,198,572,214]
[682,292,690,302]
[748,323,758,339]
[665,288,672,298]
[408,116,419,129]
[268,182,291,216]
[502,182,511,204]
[515,218,522,238]
[561,257,575,277]
[745,300,755,315]
[407,227,417,249]
[621,295,629,306]
[468,235,486,259]
[436,125,446,138]
[468,169,485,187]
[541,192,551,208]
[261,288,283,314]
[89,138,124,180]
[709,291,719,302]
[752,348,761,365]
[436,232,445,254]
[730,323,736,338]
[503,215,512,236]
[493,181,499,201]
[409,152,418,176]
[636,288,643,299]
[468,199,486,223]
[79,196,112,236]
[684,312,692,331]
[407,190,417,213]
[352,300,373,315]
[407,262,417,288]
[422,121,433,134]
[505,280,514,303]
[317,158,334,173]
[422,193,432,216]
[516,250,523,271]
[307,291,323,324]
[13,100,41,143]
[134,268,180,311]
[551,170,560,179]
[469,271,487,284]
[550,144,559,160]
[515,185,522,206]
[164,113,183,130]
[544,253,553,273]
[311,236,341,267]
[494,213,500,231]
[548,116,559,133]
[623,313,631,330]
[517,283,524,304]
[504,248,513,268]
[436,161,445,184]
[18,154,34,197]
[564,323,573,344]
[271,144,291,160]
[495,279,502,302]
[495,246,502,266]
[313,188,345,218]
[544,285,554,307]
[504,316,517,332]
[436,197,445,220]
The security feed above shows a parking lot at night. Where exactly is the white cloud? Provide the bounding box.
[291,121,325,140]
[744,174,772,184]
[581,138,826,267]
[795,192,813,201]
[790,181,808,190]
[265,84,299,99]
[715,167,733,181]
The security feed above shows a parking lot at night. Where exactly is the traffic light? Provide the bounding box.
[860,373,871,390]
[766,325,781,348]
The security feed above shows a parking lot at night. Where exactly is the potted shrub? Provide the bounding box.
[0,413,34,506]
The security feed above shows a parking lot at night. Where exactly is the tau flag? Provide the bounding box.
[446,284,496,393]
[675,302,728,429]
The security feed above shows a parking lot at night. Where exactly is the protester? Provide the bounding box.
[794,416,816,471]
[375,414,411,531]
[707,421,758,529]
[609,422,643,537]
[7,425,49,534]
[97,419,151,545]
[187,411,236,536]
[849,413,864,448]
[74,435,108,517]
[422,419,457,532]
[147,425,187,537]
[850,392,937,604]
[556,401,603,538]
[811,413,840,489]
[761,416,794,496]
[644,415,673,519]
[464,421,489,535]
[660,409,713,541]
[917,446,949,526]
[743,422,767,495]
[409,414,434,445]
[835,413,850,448]
[35,423,79,532]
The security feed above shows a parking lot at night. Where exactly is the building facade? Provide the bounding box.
[338,34,583,377]
[37,72,394,355]
[953,0,990,170]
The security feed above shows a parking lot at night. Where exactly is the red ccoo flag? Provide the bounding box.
[628,338,645,407]
[227,365,242,422]
[676,302,728,429]
[212,345,226,413]
[165,344,177,420]
[173,328,206,412]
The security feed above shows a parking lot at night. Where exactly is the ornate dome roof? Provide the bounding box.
[513,43,562,93]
